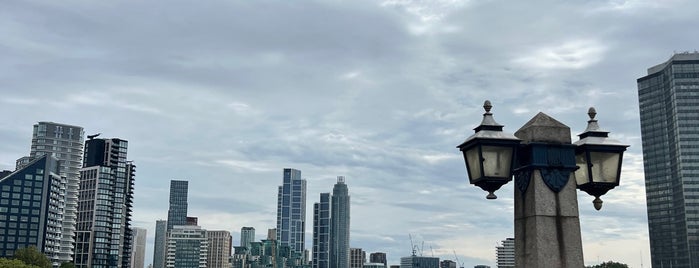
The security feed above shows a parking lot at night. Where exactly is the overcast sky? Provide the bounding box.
[2,0,698,267]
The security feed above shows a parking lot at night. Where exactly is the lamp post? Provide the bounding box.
[457,101,628,268]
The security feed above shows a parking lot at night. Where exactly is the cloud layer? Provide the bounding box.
[3,0,698,266]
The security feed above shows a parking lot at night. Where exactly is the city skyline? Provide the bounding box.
[3,0,699,267]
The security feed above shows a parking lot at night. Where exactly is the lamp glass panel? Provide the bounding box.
[589,151,620,183]
[465,147,482,182]
[481,145,513,178]
[574,152,590,186]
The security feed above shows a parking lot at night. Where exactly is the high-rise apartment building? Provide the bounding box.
[167,180,189,231]
[276,168,306,257]
[638,52,699,268]
[241,227,255,249]
[495,238,514,268]
[206,230,232,268]
[74,137,136,268]
[131,227,147,268]
[27,122,85,263]
[312,193,331,268]
[166,225,208,268]
[153,220,168,268]
[349,248,365,268]
[0,155,65,265]
[331,176,350,268]
[369,252,387,268]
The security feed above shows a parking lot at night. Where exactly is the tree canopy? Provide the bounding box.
[13,246,52,268]
[0,258,40,268]
[59,262,77,268]
[586,261,630,268]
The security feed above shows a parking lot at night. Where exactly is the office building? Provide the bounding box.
[369,252,387,268]
[0,155,65,265]
[166,225,208,268]
[312,193,331,268]
[349,248,365,268]
[74,137,136,268]
[131,227,147,268]
[400,255,439,268]
[496,238,514,268]
[331,176,351,268]
[276,168,306,257]
[267,228,276,240]
[440,260,456,268]
[364,263,385,268]
[638,52,699,268]
[206,230,232,268]
[167,180,189,231]
[153,220,168,268]
[26,122,85,263]
[241,227,255,249]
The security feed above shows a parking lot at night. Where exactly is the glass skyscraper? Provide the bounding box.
[240,227,255,249]
[167,180,189,231]
[153,220,168,268]
[313,193,330,268]
[638,52,699,268]
[276,168,306,258]
[331,176,350,268]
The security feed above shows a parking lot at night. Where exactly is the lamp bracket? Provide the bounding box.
[513,143,578,193]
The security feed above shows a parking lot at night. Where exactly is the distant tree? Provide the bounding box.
[0,258,40,268]
[586,261,630,268]
[13,246,51,268]
[59,262,76,268]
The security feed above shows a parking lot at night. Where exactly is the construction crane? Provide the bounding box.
[453,250,465,268]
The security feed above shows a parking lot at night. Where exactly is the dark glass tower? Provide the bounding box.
[153,220,168,268]
[638,52,699,268]
[167,180,189,231]
[313,193,331,268]
[330,176,350,268]
[75,137,135,268]
[0,155,65,265]
[276,168,306,258]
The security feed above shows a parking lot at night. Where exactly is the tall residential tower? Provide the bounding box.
[75,136,136,268]
[276,168,306,258]
[330,176,350,268]
[312,193,331,268]
[25,122,85,263]
[638,52,699,268]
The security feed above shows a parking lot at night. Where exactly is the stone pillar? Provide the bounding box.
[513,112,584,268]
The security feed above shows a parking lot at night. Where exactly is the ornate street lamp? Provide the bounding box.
[457,100,521,199]
[574,107,629,210]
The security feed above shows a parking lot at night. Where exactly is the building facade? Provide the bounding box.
[495,238,514,268]
[276,168,306,257]
[0,155,65,266]
[369,252,387,268]
[166,225,208,268]
[349,248,364,268]
[131,227,147,268]
[312,193,331,268]
[331,176,350,268]
[153,220,168,268]
[240,227,255,249]
[27,122,85,263]
[638,52,699,268]
[167,180,189,231]
[400,255,439,268]
[440,260,456,268]
[206,230,232,268]
[74,137,136,268]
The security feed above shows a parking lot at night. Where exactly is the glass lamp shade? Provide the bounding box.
[459,140,518,199]
[574,145,626,210]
